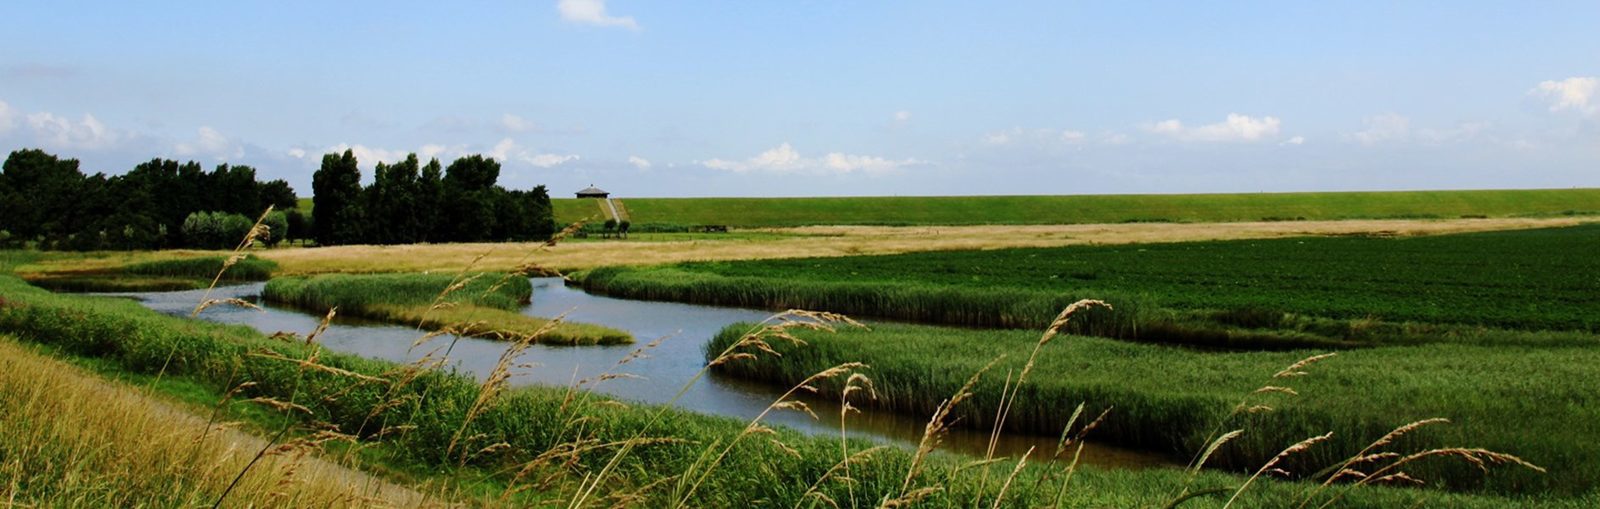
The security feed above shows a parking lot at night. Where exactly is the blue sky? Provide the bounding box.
[1,1,1596,197]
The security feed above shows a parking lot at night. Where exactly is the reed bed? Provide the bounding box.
[124,254,279,281]
[2,271,1578,506]
[262,272,631,345]
[703,321,1600,497]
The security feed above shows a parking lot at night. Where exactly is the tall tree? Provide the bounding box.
[416,157,444,242]
[364,154,421,244]
[0,149,85,242]
[440,155,501,242]
[312,149,363,246]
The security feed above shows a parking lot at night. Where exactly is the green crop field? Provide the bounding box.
[576,224,1600,342]
[551,188,1600,228]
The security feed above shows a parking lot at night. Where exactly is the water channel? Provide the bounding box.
[97,277,1168,468]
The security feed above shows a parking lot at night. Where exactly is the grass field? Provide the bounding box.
[0,262,1586,507]
[551,189,1600,227]
[574,225,1600,347]
[706,322,1599,497]
[262,272,632,345]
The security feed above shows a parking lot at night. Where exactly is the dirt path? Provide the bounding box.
[258,217,1590,274]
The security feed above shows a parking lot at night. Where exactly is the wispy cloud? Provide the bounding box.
[173,126,244,161]
[702,142,923,175]
[627,155,652,169]
[557,0,639,30]
[1145,114,1282,142]
[491,138,579,168]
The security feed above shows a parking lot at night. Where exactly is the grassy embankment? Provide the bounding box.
[0,267,1580,507]
[262,272,632,345]
[0,335,431,507]
[552,188,1600,228]
[576,225,1600,349]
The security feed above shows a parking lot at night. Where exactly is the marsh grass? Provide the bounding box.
[263,272,631,345]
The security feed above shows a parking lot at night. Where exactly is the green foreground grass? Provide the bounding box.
[707,322,1598,497]
[552,188,1600,227]
[0,335,430,507]
[575,225,1600,348]
[0,262,1584,506]
[262,272,632,345]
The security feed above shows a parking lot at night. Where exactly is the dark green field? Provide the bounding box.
[550,189,1600,227]
[577,225,1600,341]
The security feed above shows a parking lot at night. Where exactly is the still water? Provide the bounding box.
[99,278,1167,468]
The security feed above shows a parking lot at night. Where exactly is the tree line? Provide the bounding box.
[311,149,556,246]
[1,147,559,250]
[0,149,298,250]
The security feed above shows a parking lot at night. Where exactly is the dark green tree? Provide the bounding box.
[364,154,421,244]
[312,150,363,246]
[285,209,310,246]
[440,155,501,242]
[416,158,444,242]
[0,149,85,242]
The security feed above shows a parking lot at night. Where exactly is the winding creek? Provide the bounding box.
[95,277,1168,468]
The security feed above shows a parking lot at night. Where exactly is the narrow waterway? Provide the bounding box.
[97,278,1169,468]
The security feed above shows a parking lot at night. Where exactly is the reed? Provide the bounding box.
[262,272,631,345]
[705,321,1600,496]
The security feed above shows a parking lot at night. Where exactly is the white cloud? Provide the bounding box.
[490,137,579,168]
[627,155,652,169]
[0,100,15,135]
[1146,114,1282,142]
[326,143,408,167]
[500,113,539,133]
[702,142,922,175]
[982,127,1094,147]
[419,143,467,160]
[1282,136,1306,146]
[557,0,639,30]
[25,111,122,150]
[1350,113,1411,145]
[894,110,912,122]
[173,126,244,160]
[286,148,307,159]
[1531,77,1598,115]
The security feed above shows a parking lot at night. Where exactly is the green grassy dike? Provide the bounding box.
[0,267,1586,506]
[706,322,1600,498]
[553,188,1600,227]
[261,272,633,345]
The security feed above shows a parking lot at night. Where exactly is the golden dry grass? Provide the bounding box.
[254,217,1588,274]
[0,336,433,508]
